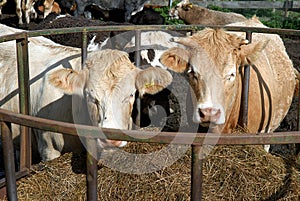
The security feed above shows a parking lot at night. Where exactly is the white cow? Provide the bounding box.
[0,23,172,161]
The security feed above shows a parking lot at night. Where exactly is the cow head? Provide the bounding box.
[169,0,193,20]
[48,49,172,147]
[160,28,267,132]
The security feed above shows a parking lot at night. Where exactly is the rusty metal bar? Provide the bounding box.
[86,138,98,201]
[240,31,253,126]
[16,35,31,172]
[134,29,141,67]
[1,108,300,145]
[191,145,203,201]
[134,30,142,127]
[81,29,88,68]
[1,121,17,201]
[24,25,300,39]
[0,169,29,188]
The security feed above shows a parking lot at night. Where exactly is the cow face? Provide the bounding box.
[160,28,267,131]
[48,49,172,146]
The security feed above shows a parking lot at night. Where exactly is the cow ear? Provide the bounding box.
[135,67,173,96]
[160,47,189,73]
[240,40,269,64]
[48,68,88,96]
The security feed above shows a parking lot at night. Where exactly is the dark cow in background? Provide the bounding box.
[129,7,164,25]
[83,4,125,22]
[83,5,164,25]
[57,0,148,22]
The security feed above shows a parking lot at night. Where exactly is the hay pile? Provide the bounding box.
[1,140,299,201]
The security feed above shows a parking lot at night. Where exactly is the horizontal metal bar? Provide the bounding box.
[15,25,300,38]
[0,108,300,145]
[0,32,27,43]
[0,169,29,188]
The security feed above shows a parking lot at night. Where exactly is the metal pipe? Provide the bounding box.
[135,29,141,67]
[81,29,88,68]
[1,108,300,145]
[16,35,31,172]
[191,145,203,201]
[240,31,253,126]
[1,121,17,201]
[86,139,98,201]
[134,30,142,127]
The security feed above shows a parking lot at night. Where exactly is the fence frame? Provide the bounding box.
[0,24,300,200]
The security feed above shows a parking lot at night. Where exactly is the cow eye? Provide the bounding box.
[186,66,199,81]
[122,92,136,103]
[225,72,236,81]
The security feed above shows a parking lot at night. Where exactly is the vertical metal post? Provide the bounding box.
[134,30,142,127]
[191,145,203,201]
[86,138,98,201]
[1,121,17,201]
[240,32,252,126]
[134,30,141,68]
[16,34,31,171]
[82,29,88,68]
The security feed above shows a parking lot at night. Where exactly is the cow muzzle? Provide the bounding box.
[198,107,222,124]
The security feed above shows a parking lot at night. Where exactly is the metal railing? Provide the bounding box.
[0,24,300,201]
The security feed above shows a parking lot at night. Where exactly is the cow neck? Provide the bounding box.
[217,66,243,134]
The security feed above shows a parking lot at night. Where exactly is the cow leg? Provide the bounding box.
[15,0,23,24]
[35,130,63,161]
[43,0,54,19]
[24,0,36,24]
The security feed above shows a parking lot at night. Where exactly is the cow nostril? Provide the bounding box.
[199,107,221,123]
[199,108,205,118]
[200,108,213,116]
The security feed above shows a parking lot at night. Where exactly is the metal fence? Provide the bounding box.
[1,24,300,201]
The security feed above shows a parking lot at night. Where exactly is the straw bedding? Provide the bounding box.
[1,138,298,201]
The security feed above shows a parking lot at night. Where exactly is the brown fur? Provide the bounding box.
[171,1,247,25]
[160,19,295,133]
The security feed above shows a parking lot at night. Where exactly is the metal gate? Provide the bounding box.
[1,24,300,201]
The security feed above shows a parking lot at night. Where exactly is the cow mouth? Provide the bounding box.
[199,108,221,124]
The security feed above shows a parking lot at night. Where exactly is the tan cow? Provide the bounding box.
[169,0,247,25]
[160,17,296,135]
[0,23,172,161]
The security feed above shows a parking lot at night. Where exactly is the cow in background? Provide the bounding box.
[169,0,247,25]
[10,0,60,25]
[56,0,148,22]
[129,7,164,25]
[35,0,61,19]
[0,23,173,161]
